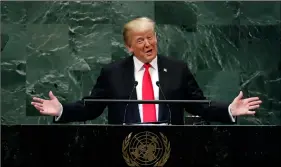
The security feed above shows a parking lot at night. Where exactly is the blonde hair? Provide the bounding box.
[123,17,155,46]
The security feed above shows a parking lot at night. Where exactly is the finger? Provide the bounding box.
[244,97,260,103]
[234,91,243,101]
[32,97,45,103]
[31,102,43,107]
[248,100,262,106]
[36,106,49,115]
[34,105,44,112]
[40,110,48,115]
[249,105,260,110]
[247,111,256,115]
[49,91,56,100]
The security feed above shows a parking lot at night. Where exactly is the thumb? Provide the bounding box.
[49,91,57,100]
[234,91,243,101]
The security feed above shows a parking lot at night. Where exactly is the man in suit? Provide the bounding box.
[31,17,262,125]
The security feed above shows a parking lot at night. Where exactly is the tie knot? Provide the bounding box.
[143,63,151,69]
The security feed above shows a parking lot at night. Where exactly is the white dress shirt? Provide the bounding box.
[133,56,159,122]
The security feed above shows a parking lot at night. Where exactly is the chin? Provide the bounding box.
[146,55,156,60]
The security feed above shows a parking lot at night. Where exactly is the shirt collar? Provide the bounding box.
[133,55,158,72]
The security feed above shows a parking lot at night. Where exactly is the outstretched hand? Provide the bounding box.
[230,91,262,116]
[31,91,62,116]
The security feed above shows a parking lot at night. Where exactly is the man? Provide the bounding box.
[31,17,262,125]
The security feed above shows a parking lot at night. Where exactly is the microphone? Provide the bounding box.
[156,81,172,125]
[123,81,138,125]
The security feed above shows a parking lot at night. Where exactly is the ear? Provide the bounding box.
[154,32,158,41]
[126,45,134,53]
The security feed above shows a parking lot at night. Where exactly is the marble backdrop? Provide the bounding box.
[1,1,280,125]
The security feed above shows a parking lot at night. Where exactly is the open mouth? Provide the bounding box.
[145,49,153,55]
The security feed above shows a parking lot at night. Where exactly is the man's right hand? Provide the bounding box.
[31,91,62,117]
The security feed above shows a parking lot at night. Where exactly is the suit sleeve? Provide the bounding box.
[53,67,109,123]
[182,64,234,123]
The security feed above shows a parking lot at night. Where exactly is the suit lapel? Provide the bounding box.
[157,56,170,121]
[121,56,141,123]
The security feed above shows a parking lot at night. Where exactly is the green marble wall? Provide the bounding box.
[1,1,280,125]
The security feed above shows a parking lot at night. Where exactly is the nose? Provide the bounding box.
[144,39,151,47]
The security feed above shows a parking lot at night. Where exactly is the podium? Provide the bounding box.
[2,125,279,166]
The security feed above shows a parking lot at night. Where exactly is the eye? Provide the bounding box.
[137,38,144,43]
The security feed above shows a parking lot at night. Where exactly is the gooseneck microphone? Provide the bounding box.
[156,81,172,125]
[123,81,138,125]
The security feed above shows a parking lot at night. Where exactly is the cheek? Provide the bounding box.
[152,39,157,45]
[136,45,145,52]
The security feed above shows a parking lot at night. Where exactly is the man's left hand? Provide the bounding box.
[230,91,262,116]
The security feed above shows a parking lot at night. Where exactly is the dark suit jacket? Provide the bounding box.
[55,55,233,125]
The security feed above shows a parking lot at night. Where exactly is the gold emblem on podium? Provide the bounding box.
[122,131,171,167]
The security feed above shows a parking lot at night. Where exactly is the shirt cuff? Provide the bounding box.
[228,104,236,122]
[55,103,63,121]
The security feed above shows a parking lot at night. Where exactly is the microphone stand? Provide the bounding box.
[123,81,138,124]
[156,81,172,125]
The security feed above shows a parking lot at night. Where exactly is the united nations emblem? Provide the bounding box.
[122,131,171,167]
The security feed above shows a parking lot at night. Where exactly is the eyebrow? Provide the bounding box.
[136,37,144,40]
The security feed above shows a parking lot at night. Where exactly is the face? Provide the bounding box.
[126,27,158,63]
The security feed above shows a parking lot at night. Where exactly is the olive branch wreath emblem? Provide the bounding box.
[122,132,171,167]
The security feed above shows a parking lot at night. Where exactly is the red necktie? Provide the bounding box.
[142,63,156,122]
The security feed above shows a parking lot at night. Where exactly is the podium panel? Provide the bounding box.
[2,125,280,167]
